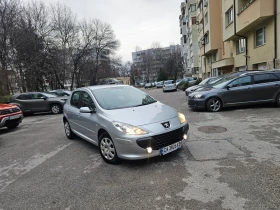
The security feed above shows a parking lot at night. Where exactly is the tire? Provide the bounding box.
[276,94,280,107]
[51,104,62,114]
[206,98,222,112]
[64,120,76,139]
[99,132,119,164]
[7,123,19,129]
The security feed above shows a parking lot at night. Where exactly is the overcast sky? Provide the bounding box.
[24,0,183,62]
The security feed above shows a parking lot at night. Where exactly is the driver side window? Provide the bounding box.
[229,76,252,88]
[71,91,81,108]
[81,92,96,111]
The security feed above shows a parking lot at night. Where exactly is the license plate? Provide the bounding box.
[160,141,182,155]
[8,115,21,120]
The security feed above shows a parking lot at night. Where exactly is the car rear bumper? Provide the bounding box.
[112,123,189,160]
[188,98,205,109]
[0,113,23,128]
[163,86,177,91]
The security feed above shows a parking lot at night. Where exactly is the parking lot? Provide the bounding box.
[0,88,280,210]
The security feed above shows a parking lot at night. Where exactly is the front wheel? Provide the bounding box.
[51,104,62,114]
[276,94,280,107]
[206,98,222,112]
[99,133,119,164]
[64,120,76,139]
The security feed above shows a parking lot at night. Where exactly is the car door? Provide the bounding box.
[15,94,33,112]
[31,93,50,112]
[224,76,254,105]
[66,91,81,133]
[252,73,280,102]
[78,91,98,143]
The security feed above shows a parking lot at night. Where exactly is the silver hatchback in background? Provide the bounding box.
[63,85,189,164]
[163,80,177,92]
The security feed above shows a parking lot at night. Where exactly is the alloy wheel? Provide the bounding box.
[100,137,116,160]
[51,105,60,114]
[64,121,71,137]
[210,99,221,112]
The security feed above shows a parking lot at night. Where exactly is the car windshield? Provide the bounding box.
[42,93,56,98]
[92,86,157,110]
[164,80,173,84]
[211,74,240,89]
[199,78,210,85]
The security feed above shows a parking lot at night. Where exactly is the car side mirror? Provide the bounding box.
[226,86,230,90]
[80,107,95,113]
[41,96,47,100]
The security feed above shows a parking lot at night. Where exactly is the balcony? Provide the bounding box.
[237,0,274,33]
[212,58,234,69]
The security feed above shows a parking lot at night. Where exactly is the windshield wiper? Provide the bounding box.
[133,101,157,107]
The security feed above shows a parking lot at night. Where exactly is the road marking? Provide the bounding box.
[0,143,72,193]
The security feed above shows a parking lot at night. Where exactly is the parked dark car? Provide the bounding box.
[185,77,218,96]
[9,92,67,115]
[49,89,72,97]
[188,70,280,112]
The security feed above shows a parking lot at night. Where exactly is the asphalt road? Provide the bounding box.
[0,88,280,210]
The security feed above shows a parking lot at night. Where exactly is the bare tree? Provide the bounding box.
[90,19,120,85]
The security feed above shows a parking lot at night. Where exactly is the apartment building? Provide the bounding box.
[181,0,279,79]
[180,1,200,78]
[132,45,180,83]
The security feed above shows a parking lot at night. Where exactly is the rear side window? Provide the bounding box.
[273,73,280,80]
[254,74,276,84]
[270,74,279,82]
[70,91,81,108]
[17,94,32,100]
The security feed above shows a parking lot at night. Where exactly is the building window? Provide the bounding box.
[191,17,196,25]
[184,35,187,44]
[207,56,211,64]
[205,12,208,25]
[212,53,217,62]
[237,39,246,54]
[191,4,196,12]
[204,33,209,45]
[225,7,233,26]
[255,27,265,47]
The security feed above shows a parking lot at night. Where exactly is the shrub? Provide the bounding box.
[194,78,202,85]
[178,81,189,91]
[0,95,12,103]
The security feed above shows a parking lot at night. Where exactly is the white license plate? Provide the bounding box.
[160,141,182,155]
[8,115,21,120]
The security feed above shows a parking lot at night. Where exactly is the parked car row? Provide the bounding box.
[187,70,280,112]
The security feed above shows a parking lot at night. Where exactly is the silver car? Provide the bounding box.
[63,85,189,164]
[163,80,177,92]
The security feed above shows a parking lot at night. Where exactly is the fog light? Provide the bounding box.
[183,134,187,140]
[146,147,153,154]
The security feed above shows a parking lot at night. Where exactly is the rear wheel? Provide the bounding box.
[206,98,222,112]
[99,132,119,164]
[51,104,62,114]
[64,120,76,139]
[276,94,280,106]
[7,123,19,129]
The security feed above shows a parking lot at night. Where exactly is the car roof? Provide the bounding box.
[239,70,280,76]
[77,85,129,92]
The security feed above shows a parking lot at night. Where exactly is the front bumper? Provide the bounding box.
[188,98,206,109]
[0,113,23,128]
[112,122,189,160]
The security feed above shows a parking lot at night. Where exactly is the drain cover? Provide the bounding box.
[198,126,227,134]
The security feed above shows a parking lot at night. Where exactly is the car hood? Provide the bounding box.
[186,85,201,91]
[101,102,178,126]
[0,103,17,109]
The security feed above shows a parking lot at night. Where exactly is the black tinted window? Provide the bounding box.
[70,92,80,108]
[274,72,280,79]
[32,93,44,99]
[229,76,252,88]
[253,74,271,84]
[271,74,280,82]
[81,92,95,111]
[17,94,32,100]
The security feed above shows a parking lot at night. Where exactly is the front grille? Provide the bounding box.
[152,128,184,150]
[0,108,20,115]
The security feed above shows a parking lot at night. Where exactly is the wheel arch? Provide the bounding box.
[205,96,224,108]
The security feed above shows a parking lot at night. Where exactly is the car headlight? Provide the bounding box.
[194,94,202,99]
[178,112,186,124]
[112,122,148,135]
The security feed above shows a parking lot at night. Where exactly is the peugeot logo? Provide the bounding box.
[162,121,171,129]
